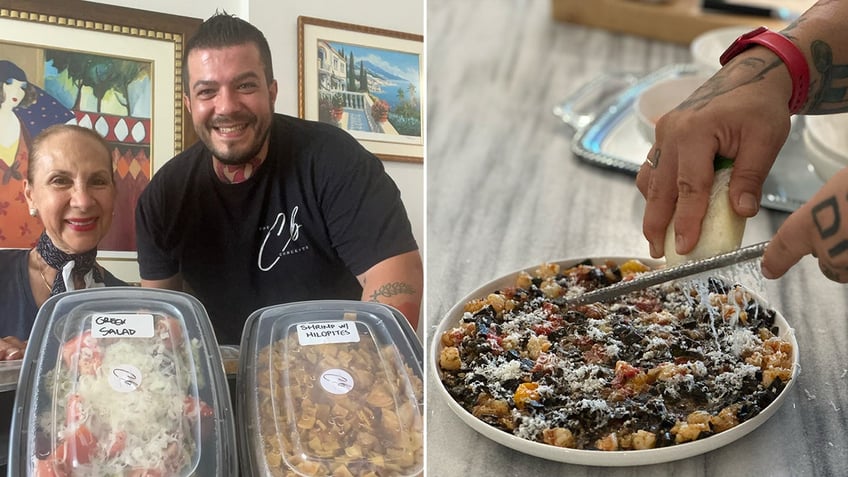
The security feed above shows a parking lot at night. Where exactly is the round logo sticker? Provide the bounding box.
[319,368,355,395]
[108,364,142,393]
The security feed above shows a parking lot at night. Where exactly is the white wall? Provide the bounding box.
[89,0,425,250]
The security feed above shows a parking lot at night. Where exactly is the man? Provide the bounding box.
[135,13,422,344]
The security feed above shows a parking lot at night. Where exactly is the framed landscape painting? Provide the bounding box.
[298,16,424,164]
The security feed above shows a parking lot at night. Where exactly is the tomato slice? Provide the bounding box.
[65,394,84,427]
[107,430,127,458]
[184,396,214,440]
[127,468,164,477]
[61,331,102,375]
[55,424,97,466]
[155,316,183,350]
[34,457,68,477]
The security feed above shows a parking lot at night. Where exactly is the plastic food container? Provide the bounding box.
[0,360,21,469]
[9,287,238,476]
[219,345,240,407]
[238,300,423,477]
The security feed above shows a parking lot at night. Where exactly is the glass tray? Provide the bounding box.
[555,63,824,213]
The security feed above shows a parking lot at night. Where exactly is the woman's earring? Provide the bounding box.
[29,208,37,217]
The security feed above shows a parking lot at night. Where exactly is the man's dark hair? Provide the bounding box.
[182,11,274,92]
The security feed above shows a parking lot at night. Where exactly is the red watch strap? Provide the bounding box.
[719,26,809,114]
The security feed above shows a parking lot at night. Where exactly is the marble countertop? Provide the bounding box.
[425,1,848,475]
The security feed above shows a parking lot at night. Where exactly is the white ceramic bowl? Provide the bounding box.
[432,257,798,467]
[804,114,848,180]
[690,26,751,74]
[635,75,709,144]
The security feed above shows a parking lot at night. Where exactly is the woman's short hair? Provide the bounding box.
[28,124,114,183]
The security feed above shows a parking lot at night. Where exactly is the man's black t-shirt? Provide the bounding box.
[135,114,417,344]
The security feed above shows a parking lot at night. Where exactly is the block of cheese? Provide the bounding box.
[664,164,746,266]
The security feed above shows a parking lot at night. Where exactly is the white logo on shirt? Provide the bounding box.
[258,206,305,271]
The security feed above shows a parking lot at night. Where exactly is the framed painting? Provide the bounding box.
[298,16,424,164]
[0,0,200,283]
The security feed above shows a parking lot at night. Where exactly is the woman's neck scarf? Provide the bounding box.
[35,232,104,296]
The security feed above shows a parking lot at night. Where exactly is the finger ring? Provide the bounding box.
[645,148,660,168]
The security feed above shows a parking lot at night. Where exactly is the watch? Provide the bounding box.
[719,26,809,114]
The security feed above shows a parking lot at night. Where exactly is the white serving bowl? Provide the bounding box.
[804,114,848,180]
[431,256,798,467]
[690,26,751,74]
[635,74,709,144]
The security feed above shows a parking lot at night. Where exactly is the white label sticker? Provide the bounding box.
[296,321,360,345]
[90,314,155,339]
[108,364,142,393]
[319,368,355,395]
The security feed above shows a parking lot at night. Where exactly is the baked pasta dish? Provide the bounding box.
[438,259,794,451]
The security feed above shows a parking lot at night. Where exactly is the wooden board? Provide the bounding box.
[551,0,811,45]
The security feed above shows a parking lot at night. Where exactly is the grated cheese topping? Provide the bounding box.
[439,262,793,451]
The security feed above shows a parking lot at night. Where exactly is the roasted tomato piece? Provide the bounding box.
[513,382,540,410]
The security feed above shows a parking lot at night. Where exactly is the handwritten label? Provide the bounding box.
[108,364,142,393]
[320,368,354,395]
[296,321,360,345]
[90,313,155,339]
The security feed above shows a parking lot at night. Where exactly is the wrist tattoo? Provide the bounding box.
[675,58,783,112]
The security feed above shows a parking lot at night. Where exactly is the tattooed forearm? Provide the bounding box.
[368,282,417,302]
[806,39,848,113]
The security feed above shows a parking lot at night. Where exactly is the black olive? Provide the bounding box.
[657,431,676,447]
[548,327,570,342]
[589,267,609,285]
[707,277,731,294]
[613,323,644,346]
[564,310,587,324]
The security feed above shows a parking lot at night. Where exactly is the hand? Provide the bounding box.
[0,336,26,361]
[636,50,794,258]
[763,167,848,282]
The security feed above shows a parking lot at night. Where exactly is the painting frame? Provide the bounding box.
[298,16,424,164]
[0,0,201,283]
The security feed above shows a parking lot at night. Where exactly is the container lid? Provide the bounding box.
[0,360,21,392]
[238,300,423,477]
[219,345,240,376]
[9,287,238,476]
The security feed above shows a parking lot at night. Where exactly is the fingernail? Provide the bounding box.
[675,233,686,254]
[738,192,759,216]
[761,263,776,279]
[649,242,658,258]
[6,348,20,359]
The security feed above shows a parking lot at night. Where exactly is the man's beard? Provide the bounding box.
[206,120,271,166]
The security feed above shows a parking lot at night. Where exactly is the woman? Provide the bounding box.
[0,124,127,359]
